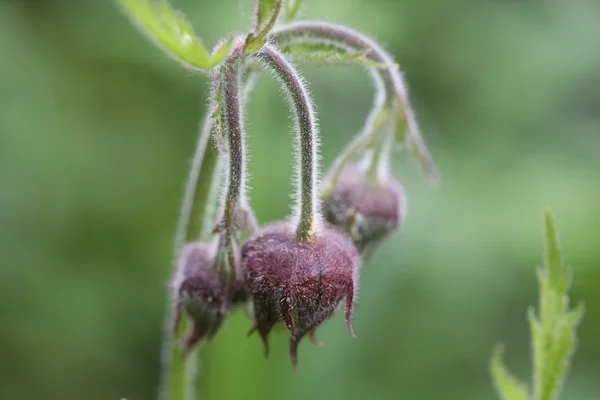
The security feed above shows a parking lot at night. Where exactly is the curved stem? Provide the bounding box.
[200,155,227,239]
[272,21,439,183]
[257,45,320,241]
[160,111,220,400]
[322,105,392,197]
[369,123,395,183]
[220,40,247,237]
[175,117,220,248]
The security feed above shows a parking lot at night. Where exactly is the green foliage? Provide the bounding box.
[166,315,198,400]
[256,0,279,29]
[245,0,282,53]
[491,210,585,400]
[272,24,439,183]
[284,0,304,22]
[211,37,236,69]
[116,0,231,71]
[491,346,530,400]
[282,42,391,68]
[3,0,600,400]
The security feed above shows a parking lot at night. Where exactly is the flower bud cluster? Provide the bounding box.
[167,18,432,368]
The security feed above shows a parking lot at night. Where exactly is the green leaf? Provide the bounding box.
[283,42,391,68]
[210,36,234,68]
[529,209,585,400]
[284,0,304,22]
[256,0,279,29]
[117,0,230,71]
[543,208,570,294]
[245,0,282,54]
[490,345,530,400]
[491,210,585,400]
[544,209,561,277]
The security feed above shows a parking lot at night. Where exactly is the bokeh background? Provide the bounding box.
[1,0,599,399]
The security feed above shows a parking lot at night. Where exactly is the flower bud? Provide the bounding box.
[323,163,406,254]
[242,222,360,367]
[172,241,247,354]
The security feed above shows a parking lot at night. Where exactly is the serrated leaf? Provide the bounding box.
[117,0,216,70]
[529,210,585,400]
[245,0,282,54]
[284,0,303,21]
[567,302,586,328]
[544,209,561,277]
[543,208,570,294]
[490,345,530,400]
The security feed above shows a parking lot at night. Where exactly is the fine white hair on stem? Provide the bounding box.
[254,44,321,241]
[321,70,388,191]
[272,21,439,183]
[204,154,228,237]
[376,123,396,183]
[162,96,220,400]
[175,116,216,249]
[218,37,251,236]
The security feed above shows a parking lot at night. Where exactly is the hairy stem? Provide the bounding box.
[220,40,247,237]
[272,21,438,183]
[257,45,320,241]
[160,112,220,400]
[214,38,250,297]
[323,105,392,196]
[371,125,395,183]
[200,155,226,239]
[175,118,220,248]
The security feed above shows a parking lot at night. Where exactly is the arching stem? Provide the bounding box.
[257,45,320,241]
[272,21,439,185]
[161,114,219,400]
[215,37,253,294]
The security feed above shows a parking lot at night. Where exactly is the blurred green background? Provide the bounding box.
[1,0,599,399]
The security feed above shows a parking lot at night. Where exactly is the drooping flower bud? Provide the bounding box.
[242,222,360,367]
[172,240,247,354]
[323,163,406,254]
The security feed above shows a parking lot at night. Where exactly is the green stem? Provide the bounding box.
[367,125,395,183]
[160,113,219,400]
[174,117,220,248]
[322,106,391,198]
[272,21,439,183]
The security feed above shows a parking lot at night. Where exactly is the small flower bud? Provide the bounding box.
[323,163,406,254]
[242,222,360,367]
[172,241,247,355]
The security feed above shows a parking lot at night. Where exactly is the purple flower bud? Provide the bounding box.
[172,241,247,355]
[323,163,407,254]
[242,222,360,367]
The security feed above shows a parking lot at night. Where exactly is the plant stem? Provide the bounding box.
[257,45,320,241]
[175,117,220,248]
[220,40,246,238]
[272,21,439,183]
[323,106,392,197]
[368,123,395,183]
[160,114,220,400]
[161,39,251,400]
[216,38,250,297]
